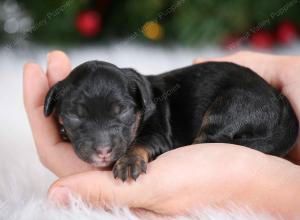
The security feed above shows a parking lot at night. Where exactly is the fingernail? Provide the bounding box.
[48,186,71,206]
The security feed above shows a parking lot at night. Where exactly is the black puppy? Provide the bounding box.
[44,61,298,181]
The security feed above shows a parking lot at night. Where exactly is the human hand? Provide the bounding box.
[47,144,300,218]
[23,51,97,177]
[23,51,300,218]
[194,51,300,164]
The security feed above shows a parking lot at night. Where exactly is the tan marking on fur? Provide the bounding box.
[193,108,212,143]
[193,132,207,144]
[201,108,211,129]
[193,96,224,143]
[130,146,150,162]
[131,112,142,141]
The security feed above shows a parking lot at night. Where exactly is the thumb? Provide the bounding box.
[48,170,150,209]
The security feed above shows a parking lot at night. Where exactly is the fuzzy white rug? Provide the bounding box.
[1,42,299,219]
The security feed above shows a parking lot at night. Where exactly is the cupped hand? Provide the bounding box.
[23,51,300,217]
[23,51,96,177]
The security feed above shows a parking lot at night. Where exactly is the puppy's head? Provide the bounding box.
[44,61,154,167]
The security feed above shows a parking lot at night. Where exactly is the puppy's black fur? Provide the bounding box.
[44,61,298,181]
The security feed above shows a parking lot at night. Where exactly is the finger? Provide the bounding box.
[283,83,300,163]
[192,57,205,64]
[194,51,284,89]
[23,63,49,111]
[48,170,148,208]
[23,62,61,146]
[47,50,72,87]
[193,53,245,65]
[23,62,62,153]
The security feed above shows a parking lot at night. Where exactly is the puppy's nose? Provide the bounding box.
[97,147,112,159]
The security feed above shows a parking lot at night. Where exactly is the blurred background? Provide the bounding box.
[1,0,300,50]
[0,0,300,218]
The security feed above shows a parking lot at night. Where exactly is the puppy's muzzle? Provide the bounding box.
[96,146,112,160]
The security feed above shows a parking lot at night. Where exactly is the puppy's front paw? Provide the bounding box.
[113,154,147,181]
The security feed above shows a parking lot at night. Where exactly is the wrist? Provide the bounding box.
[243,156,300,218]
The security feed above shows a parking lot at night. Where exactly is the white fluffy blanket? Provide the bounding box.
[1,43,298,219]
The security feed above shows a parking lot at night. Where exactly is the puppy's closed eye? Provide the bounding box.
[64,114,82,127]
[110,102,122,115]
[110,102,132,116]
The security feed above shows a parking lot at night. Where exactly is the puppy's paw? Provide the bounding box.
[113,154,147,181]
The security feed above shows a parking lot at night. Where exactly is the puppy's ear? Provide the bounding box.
[44,81,64,116]
[122,68,155,120]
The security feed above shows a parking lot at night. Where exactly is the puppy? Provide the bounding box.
[44,61,298,181]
